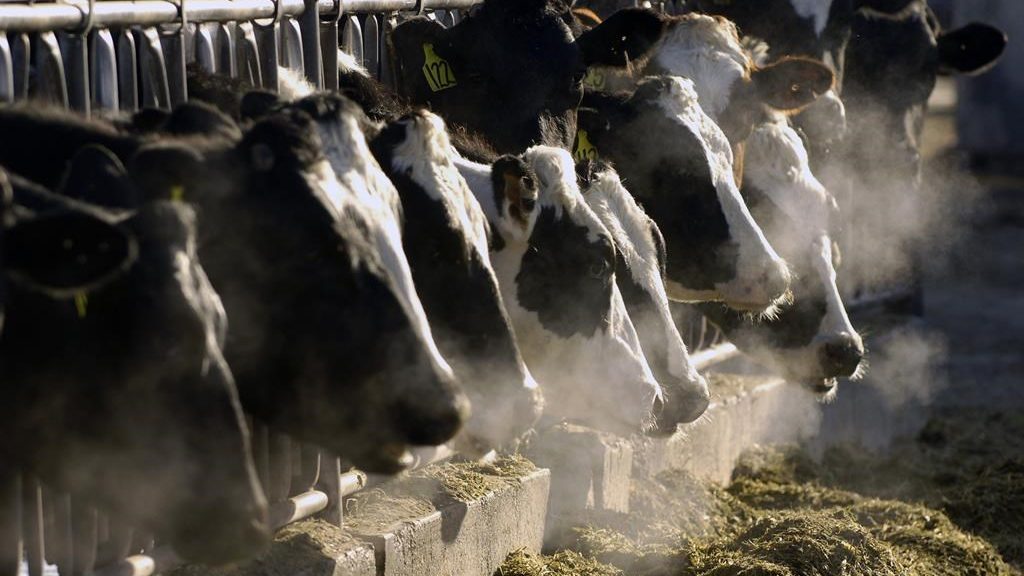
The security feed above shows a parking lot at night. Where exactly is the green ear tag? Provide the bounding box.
[422,43,457,93]
[574,130,599,162]
[74,293,88,319]
[170,185,185,203]
[582,67,606,91]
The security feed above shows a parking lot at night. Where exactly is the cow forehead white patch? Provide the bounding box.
[789,0,834,37]
[522,146,608,243]
[309,111,454,380]
[387,112,492,262]
[744,115,831,234]
[650,15,750,119]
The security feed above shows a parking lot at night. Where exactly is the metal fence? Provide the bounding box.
[0,1,742,575]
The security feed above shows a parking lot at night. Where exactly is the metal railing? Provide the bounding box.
[0,1,740,574]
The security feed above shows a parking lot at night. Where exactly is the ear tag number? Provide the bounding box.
[574,130,599,162]
[422,43,457,93]
[170,185,185,203]
[583,68,605,90]
[74,293,88,319]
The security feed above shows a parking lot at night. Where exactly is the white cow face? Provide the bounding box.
[699,114,864,399]
[581,162,710,431]
[461,146,663,436]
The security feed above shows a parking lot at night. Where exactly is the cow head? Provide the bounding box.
[843,1,1005,188]
[3,176,269,564]
[462,146,663,436]
[127,104,468,474]
[579,160,710,432]
[390,0,668,152]
[698,114,864,398]
[578,76,792,313]
[368,110,543,454]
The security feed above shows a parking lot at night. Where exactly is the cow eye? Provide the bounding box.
[589,262,608,278]
[522,175,535,189]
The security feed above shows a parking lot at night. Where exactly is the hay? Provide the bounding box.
[417,454,537,501]
[494,549,622,576]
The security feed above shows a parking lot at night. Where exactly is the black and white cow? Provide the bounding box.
[365,109,545,453]
[457,146,664,436]
[241,84,543,454]
[0,103,470,474]
[696,112,864,398]
[2,171,270,564]
[578,160,711,429]
[577,76,792,312]
[842,0,1005,188]
[390,0,669,153]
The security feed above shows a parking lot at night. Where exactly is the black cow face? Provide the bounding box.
[2,182,269,564]
[578,77,791,313]
[369,111,543,453]
[843,2,1005,188]
[390,0,668,153]
[128,108,468,474]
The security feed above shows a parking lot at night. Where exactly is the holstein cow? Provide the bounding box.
[390,0,670,153]
[577,76,792,312]
[577,160,711,429]
[2,171,269,564]
[457,146,664,436]
[239,86,542,454]
[842,0,1005,189]
[696,112,865,399]
[0,103,470,473]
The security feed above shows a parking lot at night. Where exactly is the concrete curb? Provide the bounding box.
[351,469,550,576]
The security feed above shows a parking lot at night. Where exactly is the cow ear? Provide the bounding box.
[937,23,1006,76]
[751,57,834,113]
[391,17,451,94]
[854,0,917,13]
[129,145,204,204]
[5,210,136,296]
[577,8,667,67]
[59,145,139,210]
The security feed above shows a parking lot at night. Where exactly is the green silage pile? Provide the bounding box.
[496,409,1023,576]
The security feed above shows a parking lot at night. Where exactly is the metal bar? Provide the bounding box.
[93,545,180,576]
[161,27,188,105]
[362,13,378,76]
[94,518,132,567]
[291,444,320,492]
[318,18,338,89]
[52,494,74,576]
[35,31,70,107]
[22,479,44,576]
[194,22,215,71]
[0,0,481,33]
[215,22,235,76]
[268,490,328,529]
[314,452,342,526]
[252,21,278,89]
[9,33,28,99]
[71,503,97,576]
[269,432,292,503]
[60,31,91,114]
[116,28,138,111]
[0,34,12,102]
[280,17,302,74]
[298,0,320,87]
[236,21,261,86]
[138,27,170,108]
[91,28,120,110]
[0,470,20,576]
[340,15,362,67]
[690,342,739,371]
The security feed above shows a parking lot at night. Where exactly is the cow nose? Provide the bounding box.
[649,375,711,436]
[395,369,470,446]
[818,333,865,377]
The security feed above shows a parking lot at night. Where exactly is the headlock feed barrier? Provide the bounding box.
[0,0,917,574]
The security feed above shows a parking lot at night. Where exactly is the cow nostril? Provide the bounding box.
[820,337,864,376]
[520,197,536,213]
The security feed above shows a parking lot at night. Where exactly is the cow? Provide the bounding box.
[237,87,541,454]
[842,0,1005,189]
[390,0,670,153]
[2,168,270,564]
[0,103,470,474]
[695,111,864,398]
[577,160,711,429]
[577,76,792,313]
[365,109,545,453]
[457,146,664,436]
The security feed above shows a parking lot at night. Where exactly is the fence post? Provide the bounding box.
[0,34,12,102]
[299,0,322,88]
[22,478,44,576]
[0,469,20,576]
[315,452,342,526]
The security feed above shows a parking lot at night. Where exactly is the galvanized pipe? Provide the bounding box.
[0,0,481,32]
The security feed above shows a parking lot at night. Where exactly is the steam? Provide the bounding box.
[862,327,949,411]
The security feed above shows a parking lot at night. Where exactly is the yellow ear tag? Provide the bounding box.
[74,293,88,319]
[573,130,599,162]
[582,67,606,91]
[422,43,457,93]
[170,185,185,203]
